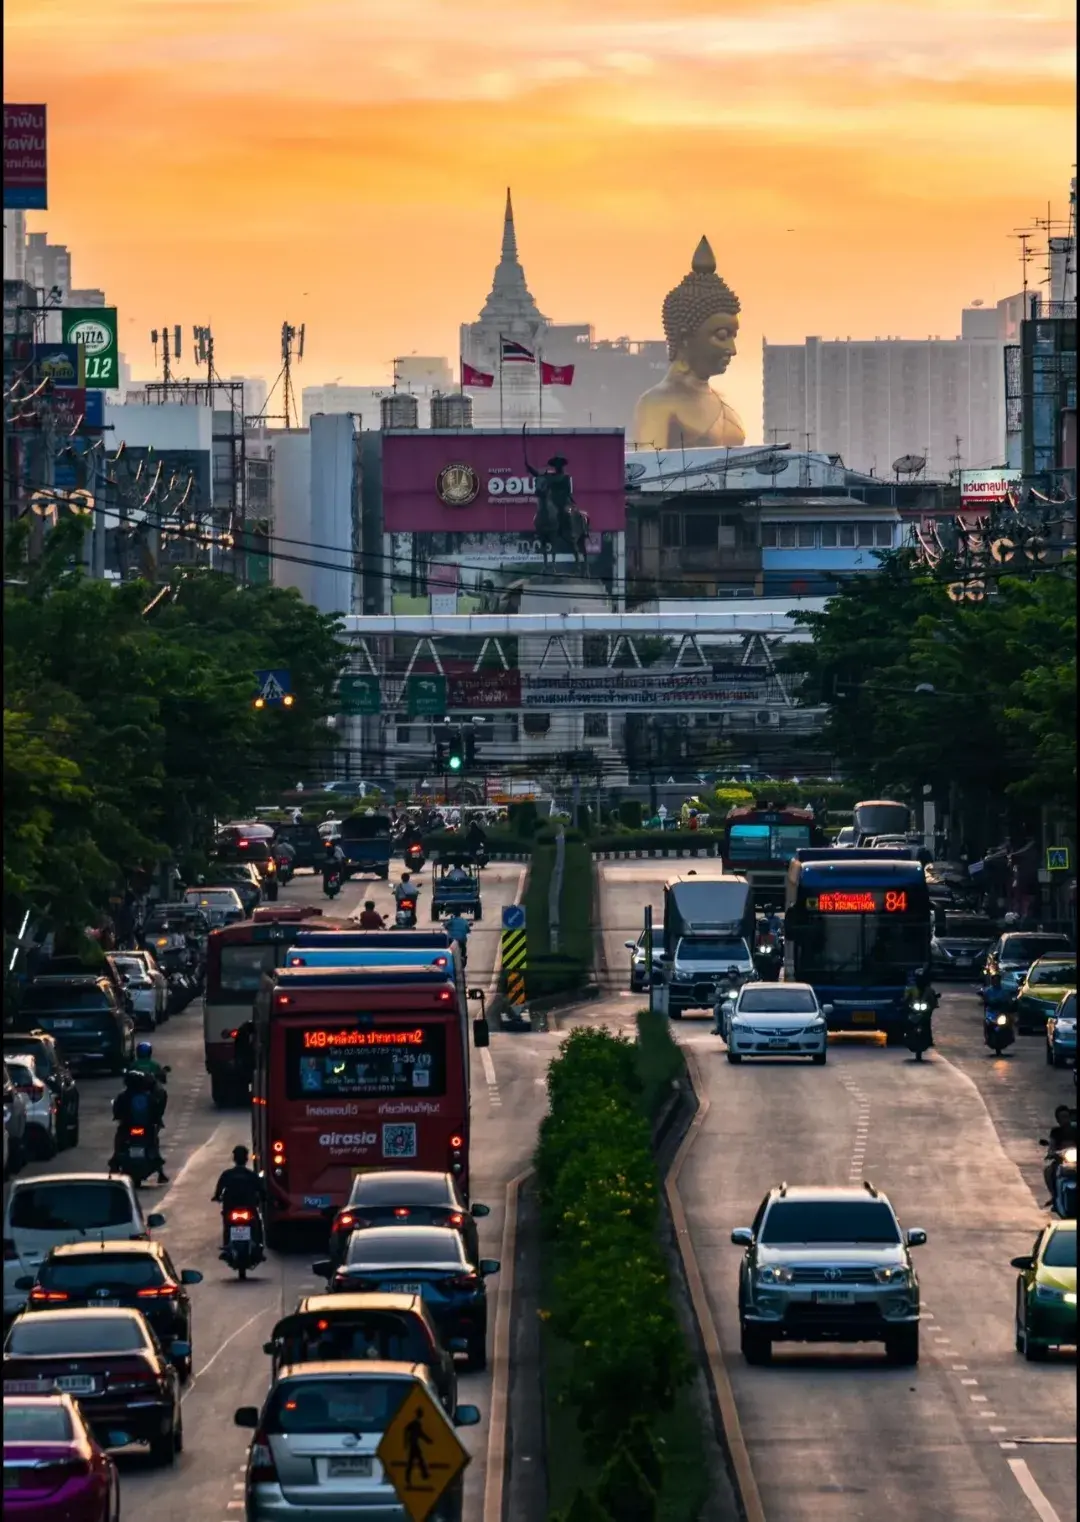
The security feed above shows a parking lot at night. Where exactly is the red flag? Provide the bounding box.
[462,361,495,388]
[540,361,575,386]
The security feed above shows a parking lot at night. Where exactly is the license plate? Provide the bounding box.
[128,1147,146,1159]
[813,1290,854,1304]
[230,1226,252,1241]
[3,1380,51,1394]
[386,1282,422,1295]
[328,1456,373,1478]
[4,1469,21,1489]
[94,1299,121,1307]
[766,1038,793,1047]
[50,1019,75,1030]
[55,1375,96,1393]
[852,1011,876,1026]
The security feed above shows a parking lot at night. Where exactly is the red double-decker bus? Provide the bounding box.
[203,906,332,1106]
[251,966,487,1247]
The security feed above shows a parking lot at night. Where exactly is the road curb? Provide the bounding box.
[483,1164,534,1522]
[666,1043,767,1522]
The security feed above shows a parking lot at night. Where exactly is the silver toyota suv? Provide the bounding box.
[731,1182,926,1366]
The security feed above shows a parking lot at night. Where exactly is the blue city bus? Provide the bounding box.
[784,850,932,1039]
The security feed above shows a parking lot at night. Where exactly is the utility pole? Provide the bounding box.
[193,325,214,384]
[949,435,963,482]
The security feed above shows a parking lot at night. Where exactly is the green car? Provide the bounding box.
[1015,956,1076,1035]
[1012,1219,1077,1360]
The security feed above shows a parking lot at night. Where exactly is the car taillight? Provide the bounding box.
[332,1212,360,1234]
[446,1212,465,1229]
[448,1273,479,1291]
[107,1367,160,1392]
[230,1209,254,1224]
[29,1287,69,1302]
[18,1457,91,1490]
[138,1282,179,1298]
[393,1207,411,1219]
[16,1082,45,1101]
[249,1433,279,1484]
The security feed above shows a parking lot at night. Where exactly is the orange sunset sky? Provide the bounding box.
[5,0,1076,435]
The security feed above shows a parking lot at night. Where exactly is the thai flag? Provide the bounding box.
[500,337,535,363]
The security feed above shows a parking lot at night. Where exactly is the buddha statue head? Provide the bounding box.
[661,235,740,381]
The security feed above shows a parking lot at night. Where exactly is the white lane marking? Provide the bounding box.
[990,1427,1008,1434]
[181,1307,274,1402]
[1007,1458,1065,1522]
[970,1394,988,1402]
[952,1364,969,1371]
[480,1045,501,1108]
[961,1378,979,1385]
[154,1126,229,1213]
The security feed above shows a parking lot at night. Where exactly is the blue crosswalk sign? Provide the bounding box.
[502,904,526,930]
[254,669,291,704]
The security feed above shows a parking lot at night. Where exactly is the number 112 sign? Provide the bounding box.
[61,308,119,390]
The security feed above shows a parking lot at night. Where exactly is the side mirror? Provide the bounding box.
[905,1228,927,1248]
[1038,1139,1050,1148]
[311,1259,333,1279]
[822,1004,834,1017]
[1010,1256,1034,1271]
[234,1407,260,1429]
[147,1212,166,1228]
[473,1019,490,1049]
[730,1228,753,1247]
[479,1258,501,1277]
[624,941,637,951]
[170,1340,192,1359]
[180,1269,203,1285]
[467,988,484,1001]
[106,1431,134,1448]
[471,1203,491,1219]
[262,1340,276,1355]
[454,1404,482,1427]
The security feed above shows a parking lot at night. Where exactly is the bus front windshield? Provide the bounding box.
[796,914,928,984]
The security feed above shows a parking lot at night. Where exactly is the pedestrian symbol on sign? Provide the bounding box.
[253,669,293,708]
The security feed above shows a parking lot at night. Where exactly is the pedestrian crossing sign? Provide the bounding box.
[377,1380,469,1521]
[1046,847,1069,871]
[253,668,291,705]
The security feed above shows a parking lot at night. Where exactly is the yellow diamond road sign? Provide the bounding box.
[377,1379,470,1521]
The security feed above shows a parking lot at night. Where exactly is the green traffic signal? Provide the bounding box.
[448,753,463,772]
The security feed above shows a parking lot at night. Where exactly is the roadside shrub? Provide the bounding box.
[597,1442,658,1522]
[509,800,541,838]
[618,799,644,830]
[587,829,722,855]
[551,1492,613,1522]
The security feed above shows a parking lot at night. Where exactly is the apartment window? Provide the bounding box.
[777,524,798,548]
[838,524,857,547]
[396,725,412,744]
[584,713,609,740]
[760,523,777,548]
[798,525,816,548]
[819,523,837,547]
[523,712,550,736]
[875,523,894,547]
[856,522,877,547]
[661,514,681,548]
[684,513,720,549]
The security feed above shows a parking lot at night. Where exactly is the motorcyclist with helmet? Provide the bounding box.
[110,1053,168,1183]
[212,1144,265,1251]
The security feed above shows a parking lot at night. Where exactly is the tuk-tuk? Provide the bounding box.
[337,812,392,880]
[430,857,482,921]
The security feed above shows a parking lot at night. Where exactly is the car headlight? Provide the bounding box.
[756,1265,794,1285]
[1034,1284,1074,1304]
[874,1266,912,1286]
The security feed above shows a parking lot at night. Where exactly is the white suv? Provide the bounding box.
[721,981,831,1064]
[3,1172,166,1318]
[2,1054,58,1160]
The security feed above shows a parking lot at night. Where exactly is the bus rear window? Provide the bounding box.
[218,945,278,995]
[283,1024,447,1100]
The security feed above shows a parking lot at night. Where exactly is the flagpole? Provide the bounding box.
[498,335,504,429]
[538,349,543,429]
[458,351,463,395]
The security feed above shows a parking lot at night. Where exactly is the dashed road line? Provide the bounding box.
[480,1045,501,1107]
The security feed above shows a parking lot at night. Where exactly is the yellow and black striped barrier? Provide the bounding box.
[501,926,527,1007]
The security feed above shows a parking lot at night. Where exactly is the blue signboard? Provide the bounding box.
[502,904,527,931]
[254,669,292,704]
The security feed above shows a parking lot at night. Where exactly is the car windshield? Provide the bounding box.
[738,989,818,1014]
[6,1316,148,1354]
[264,1377,410,1434]
[3,1040,54,1077]
[187,891,241,905]
[760,1201,902,1244]
[677,940,748,962]
[9,1182,135,1232]
[346,1231,463,1267]
[637,931,664,951]
[1057,993,1076,1021]
[282,1315,430,1365]
[21,987,108,1010]
[41,1255,164,1291]
[940,920,994,938]
[1042,1230,1077,1269]
[2,1403,74,1441]
[1028,963,1075,988]
[352,1175,451,1206]
[1003,938,1071,963]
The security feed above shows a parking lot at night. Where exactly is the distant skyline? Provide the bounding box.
[6,0,1075,435]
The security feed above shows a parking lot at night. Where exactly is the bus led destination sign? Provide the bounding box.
[301,1027,425,1049]
[811,891,910,913]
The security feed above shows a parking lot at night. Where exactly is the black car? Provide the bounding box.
[930,913,998,979]
[1,1030,79,1149]
[263,1293,460,1412]
[13,978,135,1076]
[16,1241,202,1381]
[271,822,325,872]
[313,1226,499,1372]
[327,1171,490,1271]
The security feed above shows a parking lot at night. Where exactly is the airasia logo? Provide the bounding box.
[319,1132,376,1148]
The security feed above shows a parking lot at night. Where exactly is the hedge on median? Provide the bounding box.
[536,1027,693,1474]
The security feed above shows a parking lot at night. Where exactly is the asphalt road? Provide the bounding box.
[7,863,555,1522]
[598,861,1077,1522]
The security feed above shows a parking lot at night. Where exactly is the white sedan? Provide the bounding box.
[721,982,831,1065]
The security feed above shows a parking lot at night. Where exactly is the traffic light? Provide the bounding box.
[464,728,477,767]
[447,730,464,773]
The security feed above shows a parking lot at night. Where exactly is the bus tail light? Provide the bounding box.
[448,1134,464,1175]
[271,1140,287,1181]
[438,991,453,1004]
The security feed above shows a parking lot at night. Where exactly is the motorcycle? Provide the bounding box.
[112,1123,161,1187]
[753,936,784,982]
[221,1206,265,1279]
[324,868,342,900]
[984,1007,1016,1055]
[404,842,426,872]
[1040,1142,1077,1218]
[903,998,935,1061]
[272,850,294,886]
[395,896,418,930]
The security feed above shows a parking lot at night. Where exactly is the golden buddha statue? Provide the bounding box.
[633,235,746,450]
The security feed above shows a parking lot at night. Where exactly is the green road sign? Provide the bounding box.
[407,674,447,718]
[339,674,381,715]
[61,307,119,389]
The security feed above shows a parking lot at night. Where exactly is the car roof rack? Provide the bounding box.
[777,1181,788,1197]
[863,1180,878,1197]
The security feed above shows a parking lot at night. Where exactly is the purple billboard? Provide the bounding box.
[381,429,626,533]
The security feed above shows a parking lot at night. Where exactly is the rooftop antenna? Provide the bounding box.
[193,324,214,383]
[151,325,181,384]
[280,320,304,430]
[1012,228,1037,304]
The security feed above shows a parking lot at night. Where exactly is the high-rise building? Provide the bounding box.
[3,209,27,283]
[762,294,1024,477]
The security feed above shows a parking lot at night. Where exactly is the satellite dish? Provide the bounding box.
[754,454,788,476]
[892,455,926,478]
[625,462,647,482]
[970,298,984,307]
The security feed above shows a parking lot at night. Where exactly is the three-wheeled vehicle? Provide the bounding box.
[431,857,483,921]
[337,811,392,880]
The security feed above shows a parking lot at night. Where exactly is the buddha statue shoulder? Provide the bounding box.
[633,235,746,450]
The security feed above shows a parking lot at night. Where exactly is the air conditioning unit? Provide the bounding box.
[755,710,782,728]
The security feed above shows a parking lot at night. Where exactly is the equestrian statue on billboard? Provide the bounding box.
[523,428,590,573]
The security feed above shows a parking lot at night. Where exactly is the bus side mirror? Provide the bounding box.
[473,1018,490,1049]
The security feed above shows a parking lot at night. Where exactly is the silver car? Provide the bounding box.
[1047,991,1077,1068]
[722,982,831,1064]
[732,1183,926,1365]
[3,1063,30,1178]
[624,928,664,992]
[2,1054,57,1159]
[234,1362,480,1520]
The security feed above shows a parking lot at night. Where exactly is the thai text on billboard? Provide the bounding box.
[959,470,1021,505]
[381,430,626,533]
[4,104,47,209]
[520,666,770,709]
